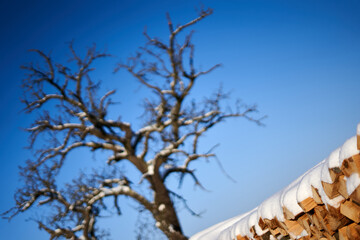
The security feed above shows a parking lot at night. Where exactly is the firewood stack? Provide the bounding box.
[235,128,360,240]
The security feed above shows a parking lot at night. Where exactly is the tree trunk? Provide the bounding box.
[150,175,188,240]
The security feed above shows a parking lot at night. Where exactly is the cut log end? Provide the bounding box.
[340,200,360,223]
[299,197,317,212]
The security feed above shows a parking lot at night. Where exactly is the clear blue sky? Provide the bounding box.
[1,0,360,239]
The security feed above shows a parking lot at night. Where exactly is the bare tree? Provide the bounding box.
[2,8,264,240]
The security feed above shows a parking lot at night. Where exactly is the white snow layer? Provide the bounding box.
[190,136,360,240]
[346,173,360,195]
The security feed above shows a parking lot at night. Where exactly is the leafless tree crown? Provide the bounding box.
[2,8,264,240]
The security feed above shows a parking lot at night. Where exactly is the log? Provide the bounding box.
[321,181,340,199]
[352,154,360,167]
[314,205,326,219]
[258,218,267,231]
[284,219,305,236]
[283,206,301,220]
[313,205,335,235]
[249,225,256,236]
[340,200,360,223]
[277,226,288,236]
[299,197,318,212]
[236,235,249,240]
[322,231,336,240]
[268,227,280,237]
[263,218,279,230]
[311,186,323,204]
[346,222,360,239]
[259,231,271,240]
[297,214,311,234]
[338,225,348,240]
[341,155,360,177]
[275,219,289,235]
[327,214,350,232]
[349,186,360,205]
[309,212,324,231]
[309,224,322,239]
[250,225,260,239]
[327,204,343,220]
[338,175,349,199]
[329,167,342,183]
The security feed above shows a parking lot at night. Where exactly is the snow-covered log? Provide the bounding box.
[191,124,360,240]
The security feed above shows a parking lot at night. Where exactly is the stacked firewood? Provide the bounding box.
[236,145,360,239]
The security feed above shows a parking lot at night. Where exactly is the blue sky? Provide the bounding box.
[1,0,360,239]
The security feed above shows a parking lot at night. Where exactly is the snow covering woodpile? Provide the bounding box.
[190,124,360,240]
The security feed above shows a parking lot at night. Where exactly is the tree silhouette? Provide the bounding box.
[3,8,264,240]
